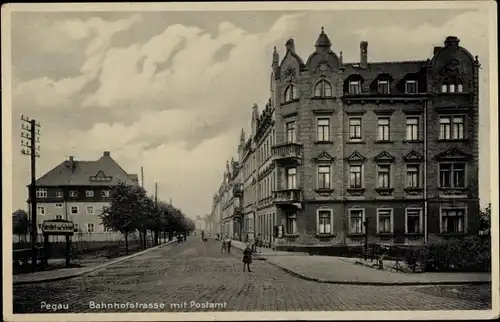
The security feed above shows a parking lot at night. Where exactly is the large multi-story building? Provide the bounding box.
[28,151,139,241]
[211,29,480,250]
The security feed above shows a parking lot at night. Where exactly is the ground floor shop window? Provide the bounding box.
[349,209,364,234]
[441,208,465,233]
[317,209,332,234]
[406,208,422,233]
[286,215,297,235]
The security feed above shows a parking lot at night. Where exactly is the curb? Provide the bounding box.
[13,240,177,286]
[265,260,491,286]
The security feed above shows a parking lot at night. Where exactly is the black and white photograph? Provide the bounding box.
[2,1,498,321]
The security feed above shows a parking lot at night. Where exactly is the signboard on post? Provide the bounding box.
[42,219,75,236]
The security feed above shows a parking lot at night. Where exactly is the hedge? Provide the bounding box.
[409,236,491,272]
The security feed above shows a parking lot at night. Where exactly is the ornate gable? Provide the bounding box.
[313,60,334,75]
[347,151,365,162]
[283,66,297,83]
[403,150,423,162]
[434,148,471,161]
[314,152,335,164]
[374,151,395,163]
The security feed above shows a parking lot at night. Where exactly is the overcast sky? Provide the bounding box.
[7,3,493,218]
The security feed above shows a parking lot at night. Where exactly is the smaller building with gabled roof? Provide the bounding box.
[29,151,139,241]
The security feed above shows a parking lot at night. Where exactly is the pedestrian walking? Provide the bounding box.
[221,237,227,254]
[226,236,232,254]
[254,234,261,253]
[243,243,252,272]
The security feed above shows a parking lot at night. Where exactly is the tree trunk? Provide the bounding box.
[143,230,148,248]
[124,233,129,256]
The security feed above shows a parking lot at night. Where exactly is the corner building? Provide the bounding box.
[270,29,480,249]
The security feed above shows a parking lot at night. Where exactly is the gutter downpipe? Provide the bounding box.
[424,100,428,244]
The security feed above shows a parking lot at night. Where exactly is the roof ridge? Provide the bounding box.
[344,60,426,65]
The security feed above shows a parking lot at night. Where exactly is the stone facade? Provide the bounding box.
[210,29,480,249]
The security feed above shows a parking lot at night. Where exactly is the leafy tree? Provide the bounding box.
[100,181,148,255]
[479,203,491,236]
[12,209,29,242]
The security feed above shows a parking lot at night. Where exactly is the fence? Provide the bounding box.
[12,232,157,259]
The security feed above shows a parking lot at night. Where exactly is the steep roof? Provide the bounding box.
[34,152,138,187]
[343,60,427,82]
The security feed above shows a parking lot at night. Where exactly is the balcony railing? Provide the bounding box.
[271,143,303,164]
[232,183,243,197]
[273,189,302,204]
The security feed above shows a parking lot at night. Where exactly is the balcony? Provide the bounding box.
[271,143,303,165]
[273,189,302,206]
[232,183,243,197]
[233,206,243,220]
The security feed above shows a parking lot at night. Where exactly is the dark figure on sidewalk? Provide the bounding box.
[216,233,220,241]
[243,244,252,272]
[221,238,227,254]
[227,236,232,254]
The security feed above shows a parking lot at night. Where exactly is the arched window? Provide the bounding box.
[284,85,297,102]
[441,77,464,93]
[314,80,333,98]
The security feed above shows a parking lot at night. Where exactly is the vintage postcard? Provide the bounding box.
[2,1,498,321]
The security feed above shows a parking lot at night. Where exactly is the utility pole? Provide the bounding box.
[154,182,159,245]
[141,166,144,189]
[155,182,158,205]
[21,115,41,272]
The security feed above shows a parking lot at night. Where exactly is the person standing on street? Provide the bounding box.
[243,243,252,272]
[221,237,227,254]
[226,235,232,254]
[254,234,261,253]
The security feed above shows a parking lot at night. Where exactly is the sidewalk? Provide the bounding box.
[13,240,176,285]
[231,240,491,285]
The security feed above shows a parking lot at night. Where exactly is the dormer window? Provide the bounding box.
[284,85,298,102]
[441,77,464,93]
[405,80,418,94]
[378,80,390,94]
[349,81,361,95]
[314,80,333,98]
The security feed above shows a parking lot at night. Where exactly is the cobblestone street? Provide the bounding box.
[13,238,492,313]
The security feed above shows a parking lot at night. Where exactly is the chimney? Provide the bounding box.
[103,151,110,157]
[360,41,368,68]
[65,156,75,172]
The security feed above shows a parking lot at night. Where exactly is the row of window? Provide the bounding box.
[284,115,465,144]
[284,207,466,236]
[37,205,98,216]
[283,161,466,190]
[283,78,465,103]
[35,189,111,199]
[257,129,276,166]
